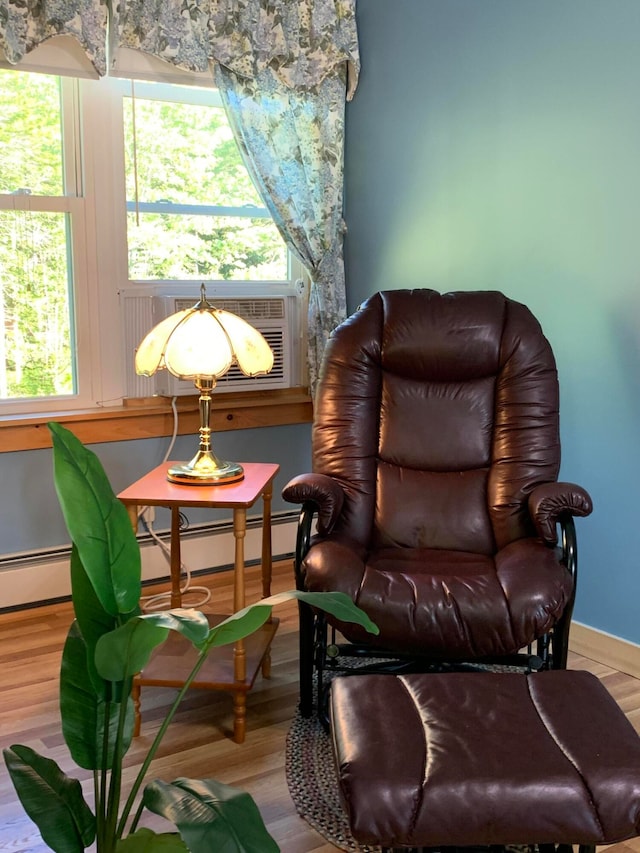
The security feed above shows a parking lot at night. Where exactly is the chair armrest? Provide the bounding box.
[528,482,593,545]
[282,473,345,536]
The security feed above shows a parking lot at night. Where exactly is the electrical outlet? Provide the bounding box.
[140,506,155,526]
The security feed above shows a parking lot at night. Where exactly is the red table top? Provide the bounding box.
[117,461,280,509]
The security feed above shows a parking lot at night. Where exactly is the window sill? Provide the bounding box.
[0,388,313,453]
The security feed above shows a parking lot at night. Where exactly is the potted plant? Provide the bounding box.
[3,423,378,853]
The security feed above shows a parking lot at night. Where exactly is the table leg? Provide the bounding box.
[232,506,247,743]
[261,481,273,599]
[233,506,247,613]
[233,692,246,745]
[261,482,274,678]
[126,504,138,533]
[170,505,182,609]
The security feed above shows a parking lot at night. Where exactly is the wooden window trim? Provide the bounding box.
[0,389,313,453]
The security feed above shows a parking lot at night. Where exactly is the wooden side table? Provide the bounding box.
[117,461,280,744]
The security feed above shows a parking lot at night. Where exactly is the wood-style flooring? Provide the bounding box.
[0,560,639,853]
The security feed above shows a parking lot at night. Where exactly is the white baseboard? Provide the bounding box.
[570,621,640,680]
[0,516,297,610]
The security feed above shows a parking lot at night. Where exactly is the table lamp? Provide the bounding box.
[135,284,274,485]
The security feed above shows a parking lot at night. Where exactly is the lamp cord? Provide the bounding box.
[139,396,212,612]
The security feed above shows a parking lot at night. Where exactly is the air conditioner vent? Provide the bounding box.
[174,296,286,322]
[216,328,285,387]
[120,287,298,398]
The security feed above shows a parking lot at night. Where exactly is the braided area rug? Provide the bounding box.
[285,703,381,853]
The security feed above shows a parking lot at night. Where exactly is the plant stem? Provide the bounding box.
[105,677,134,849]
[93,770,102,852]
[97,699,112,853]
[128,797,146,836]
[117,650,210,837]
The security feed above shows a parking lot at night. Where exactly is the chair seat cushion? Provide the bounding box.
[301,537,573,657]
[330,670,640,847]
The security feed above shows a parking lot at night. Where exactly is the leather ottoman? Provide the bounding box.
[330,670,640,853]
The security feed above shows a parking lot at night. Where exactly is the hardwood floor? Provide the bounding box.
[0,559,639,853]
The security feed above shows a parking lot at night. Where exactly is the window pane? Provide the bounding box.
[0,211,75,399]
[127,212,287,280]
[123,88,288,280]
[0,70,64,196]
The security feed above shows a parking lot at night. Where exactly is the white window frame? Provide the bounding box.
[0,68,306,417]
[0,76,100,416]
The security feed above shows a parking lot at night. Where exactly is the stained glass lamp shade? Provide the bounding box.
[135,285,274,484]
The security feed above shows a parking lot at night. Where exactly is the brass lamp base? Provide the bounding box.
[167,450,244,485]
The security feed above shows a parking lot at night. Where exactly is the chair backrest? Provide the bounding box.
[312,289,561,555]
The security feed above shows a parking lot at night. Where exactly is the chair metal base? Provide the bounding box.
[298,598,565,726]
[381,846,595,853]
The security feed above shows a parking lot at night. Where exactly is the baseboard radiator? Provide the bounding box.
[0,511,298,611]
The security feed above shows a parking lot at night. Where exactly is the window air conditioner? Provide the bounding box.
[120,285,299,399]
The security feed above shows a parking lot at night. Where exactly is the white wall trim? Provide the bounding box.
[570,621,640,680]
[0,515,297,611]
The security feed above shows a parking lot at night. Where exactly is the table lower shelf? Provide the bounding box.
[133,612,279,742]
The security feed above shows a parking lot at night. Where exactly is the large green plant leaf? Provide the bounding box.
[49,422,141,616]
[117,828,189,853]
[143,778,279,853]
[263,590,379,634]
[70,544,133,692]
[70,545,113,695]
[96,620,169,682]
[3,744,95,853]
[203,605,272,651]
[95,610,208,682]
[60,621,132,770]
[203,589,379,653]
[141,608,211,645]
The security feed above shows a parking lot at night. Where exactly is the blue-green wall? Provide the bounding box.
[345,0,640,644]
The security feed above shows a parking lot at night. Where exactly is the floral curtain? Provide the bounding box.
[215,63,348,394]
[0,0,360,393]
[113,0,359,392]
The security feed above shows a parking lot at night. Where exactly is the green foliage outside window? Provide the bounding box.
[123,91,287,281]
[0,70,288,403]
[0,70,73,401]
[0,211,74,398]
[0,71,63,196]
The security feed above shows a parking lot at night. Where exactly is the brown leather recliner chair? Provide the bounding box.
[283,289,593,718]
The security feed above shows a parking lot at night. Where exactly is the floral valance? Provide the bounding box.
[0,0,108,74]
[0,0,360,98]
[113,0,359,98]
